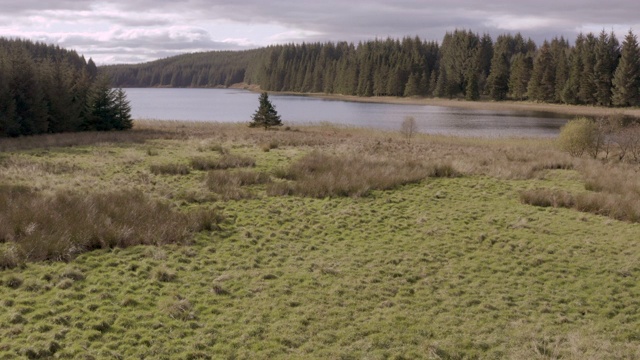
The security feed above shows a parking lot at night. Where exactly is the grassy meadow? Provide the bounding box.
[1,120,639,359]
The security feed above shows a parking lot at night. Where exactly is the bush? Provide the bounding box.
[557,117,599,157]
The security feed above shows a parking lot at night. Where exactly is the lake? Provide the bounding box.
[124,88,570,137]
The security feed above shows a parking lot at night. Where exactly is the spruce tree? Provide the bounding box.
[612,30,640,107]
[249,92,282,130]
[509,53,532,100]
[403,73,420,97]
[578,34,598,105]
[487,36,511,101]
[528,41,555,102]
[593,31,620,106]
[562,34,585,104]
[113,88,133,130]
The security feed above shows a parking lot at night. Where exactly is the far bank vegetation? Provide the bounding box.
[103,29,640,109]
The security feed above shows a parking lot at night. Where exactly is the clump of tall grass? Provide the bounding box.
[0,186,224,268]
[268,152,459,198]
[204,170,271,200]
[149,163,191,175]
[520,188,640,223]
[190,154,256,171]
[206,170,271,189]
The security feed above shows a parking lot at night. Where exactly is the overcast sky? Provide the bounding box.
[1,0,638,65]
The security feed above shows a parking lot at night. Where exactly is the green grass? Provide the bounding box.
[0,121,639,359]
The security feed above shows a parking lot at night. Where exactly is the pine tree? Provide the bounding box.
[612,30,640,107]
[562,34,585,104]
[0,53,20,137]
[86,75,117,131]
[551,37,570,103]
[509,53,532,100]
[593,31,620,106]
[249,92,282,130]
[578,34,598,105]
[528,41,555,102]
[403,72,420,97]
[112,88,133,130]
[488,50,509,100]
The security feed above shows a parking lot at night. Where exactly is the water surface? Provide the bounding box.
[124,88,570,137]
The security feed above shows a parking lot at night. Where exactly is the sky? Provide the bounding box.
[1,0,639,65]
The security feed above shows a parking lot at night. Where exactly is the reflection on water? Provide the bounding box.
[124,88,572,137]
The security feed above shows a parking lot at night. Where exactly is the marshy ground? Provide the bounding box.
[0,120,639,359]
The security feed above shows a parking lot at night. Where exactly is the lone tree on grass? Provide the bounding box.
[400,116,418,142]
[250,92,282,130]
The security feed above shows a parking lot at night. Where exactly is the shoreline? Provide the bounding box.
[230,83,640,118]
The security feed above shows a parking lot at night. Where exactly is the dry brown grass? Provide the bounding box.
[190,154,256,171]
[0,127,175,152]
[0,186,223,268]
[204,170,271,200]
[268,151,459,198]
[149,163,191,175]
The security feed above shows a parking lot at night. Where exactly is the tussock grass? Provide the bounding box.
[206,170,271,189]
[269,151,459,198]
[0,186,223,268]
[521,188,640,222]
[2,120,640,358]
[204,170,270,200]
[190,154,256,171]
[522,159,640,222]
[149,163,191,175]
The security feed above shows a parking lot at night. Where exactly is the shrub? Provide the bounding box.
[557,117,598,157]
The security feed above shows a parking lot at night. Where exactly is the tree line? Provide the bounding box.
[102,29,640,108]
[101,50,263,88]
[0,38,132,138]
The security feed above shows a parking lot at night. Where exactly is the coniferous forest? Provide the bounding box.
[0,38,132,137]
[102,29,640,108]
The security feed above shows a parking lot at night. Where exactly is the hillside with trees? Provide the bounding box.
[102,29,640,108]
[0,38,131,137]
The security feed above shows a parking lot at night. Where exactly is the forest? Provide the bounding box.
[0,38,132,137]
[102,29,640,108]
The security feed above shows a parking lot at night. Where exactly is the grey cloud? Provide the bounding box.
[116,0,639,44]
[3,0,640,63]
[0,0,93,13]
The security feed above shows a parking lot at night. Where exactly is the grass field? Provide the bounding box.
[1,121,639,359]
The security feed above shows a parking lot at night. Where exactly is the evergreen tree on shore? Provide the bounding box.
[612,30,640,107]
[249,92,282,130]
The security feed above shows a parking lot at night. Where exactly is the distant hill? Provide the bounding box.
[100,49,264,88]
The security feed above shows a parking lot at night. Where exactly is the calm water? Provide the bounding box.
[124,88,570,137]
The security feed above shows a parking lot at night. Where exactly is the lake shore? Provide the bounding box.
[230,83,640,118]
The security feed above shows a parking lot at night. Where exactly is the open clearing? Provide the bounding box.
[1,121,639,359]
